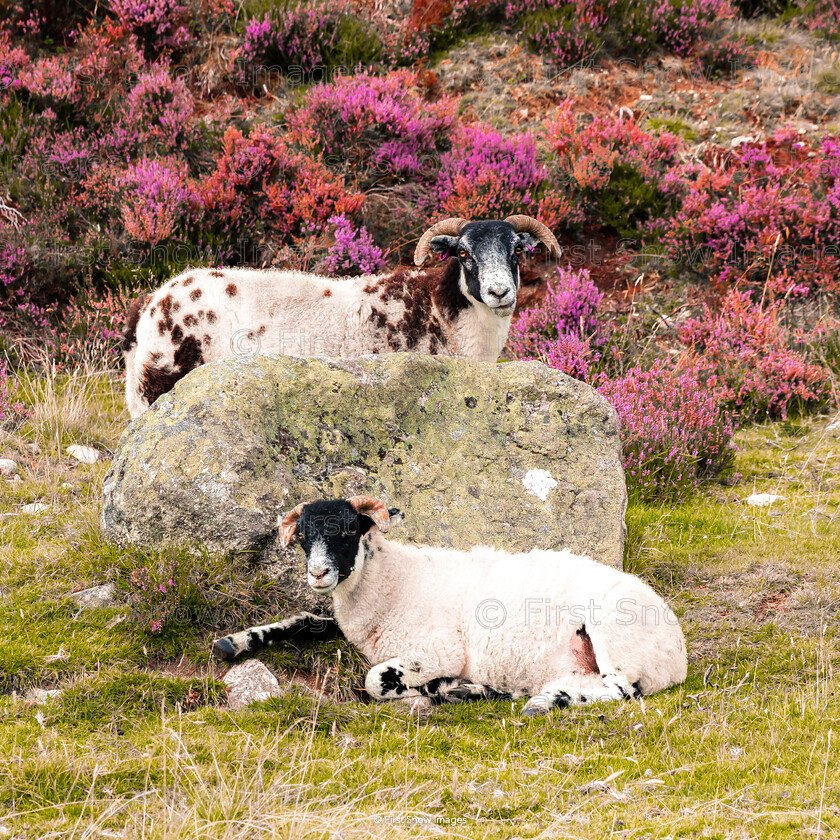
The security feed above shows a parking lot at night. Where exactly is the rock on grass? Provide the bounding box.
[102,354,627,611]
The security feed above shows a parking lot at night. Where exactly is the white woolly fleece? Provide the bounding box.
[331,533,688,698]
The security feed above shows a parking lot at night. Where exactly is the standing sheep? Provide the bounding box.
[214,497,687,715]
[121,216,560,417]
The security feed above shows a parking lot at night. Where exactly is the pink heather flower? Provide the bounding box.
[323,215,388,276]
[598,359,736,502]
[508,266,604,365]
[121,158,193,245]
[122,66,194,151]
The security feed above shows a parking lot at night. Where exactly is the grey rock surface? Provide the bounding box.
[223,659,283,710]
[69,583,117,610]
[102,354,627,607]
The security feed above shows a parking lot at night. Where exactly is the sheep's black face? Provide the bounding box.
[429,221,537,317]
[294,500,375,594]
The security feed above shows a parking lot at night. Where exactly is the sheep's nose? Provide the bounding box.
[310,569,328,582]
[487,287,509,299]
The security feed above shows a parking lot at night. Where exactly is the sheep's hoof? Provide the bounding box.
[521,698,549,717]
[212,637,237,661]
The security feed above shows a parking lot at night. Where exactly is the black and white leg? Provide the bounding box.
[521,673,642,717]
[213,612,342,661]
[364,660,510,705]
[420,679,513,705]
[365,658,427,700]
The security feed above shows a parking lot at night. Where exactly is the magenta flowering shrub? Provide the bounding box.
[17,55,79,118]
[121,158,194,246]
[598,360,736,502]
[543,102,690,238]
[289,70,457,183]
[198,126,364,256]
[510,0,733,67]
[679,291,830,420]
[434,124,547,218]
[663,129,840,296]
[0,359,31,432]
[1,288,132,370]
[507,266,604,362]
[800,0,840,41]
[696,35,755,79]
[543,333,598,380]
[651,0,734,57]
[323,215,388,276]
[239,8,335,78]
[128,562,181,634]
[121,66,194,152]
[0,244,33,293]
[0,33,30,94]
[110,0,192,55]
[520,2,608,68]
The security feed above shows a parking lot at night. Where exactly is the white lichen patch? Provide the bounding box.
[522,469,557,501]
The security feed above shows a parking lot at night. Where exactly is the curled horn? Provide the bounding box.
[504,215,561,258]
[413,217,469,266]
[277,502,307,548]
[347,495,392,533]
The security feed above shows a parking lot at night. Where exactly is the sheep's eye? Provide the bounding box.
[514,246,523,255]
[346,524,358,535]
[458,249,468,259]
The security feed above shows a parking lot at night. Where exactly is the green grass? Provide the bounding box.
[1,368,839,837]
[642,116,700,143]
[817,63,840,95]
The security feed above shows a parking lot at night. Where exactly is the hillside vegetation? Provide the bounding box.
[1,0,840,835]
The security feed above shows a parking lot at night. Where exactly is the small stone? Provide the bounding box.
[731,134,757,148]
[21,503,49,514]
[69,582,117,609]
[24,687,63,705]
[745,493,785,507]
[67,444,99,464]
[223,659,283,710]
[0,459,18,476]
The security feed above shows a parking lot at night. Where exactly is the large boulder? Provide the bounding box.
[102,354,627,578]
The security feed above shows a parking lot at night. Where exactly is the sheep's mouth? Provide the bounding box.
[491,303,515,317]
[307,574,338,594]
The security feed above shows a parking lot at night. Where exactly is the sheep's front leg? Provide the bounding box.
[213,612,341,661]
[365,661,506,705]
[422,679,513,704]
[365,658,427,700]
[521,673,642,716]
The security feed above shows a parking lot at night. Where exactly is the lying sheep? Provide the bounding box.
[214,497,687,714]
[121,216,560,417]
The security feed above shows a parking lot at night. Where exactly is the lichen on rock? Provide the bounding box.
[102,354,627,610]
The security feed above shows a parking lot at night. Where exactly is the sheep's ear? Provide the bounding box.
[277,502,306,548]
[388,507,405,527]
[429,235,459,256]
[347,495,391,532]
[516,232,539,251]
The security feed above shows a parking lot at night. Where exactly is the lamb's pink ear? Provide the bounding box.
[347,495,391,533]
[278,502,306,548]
